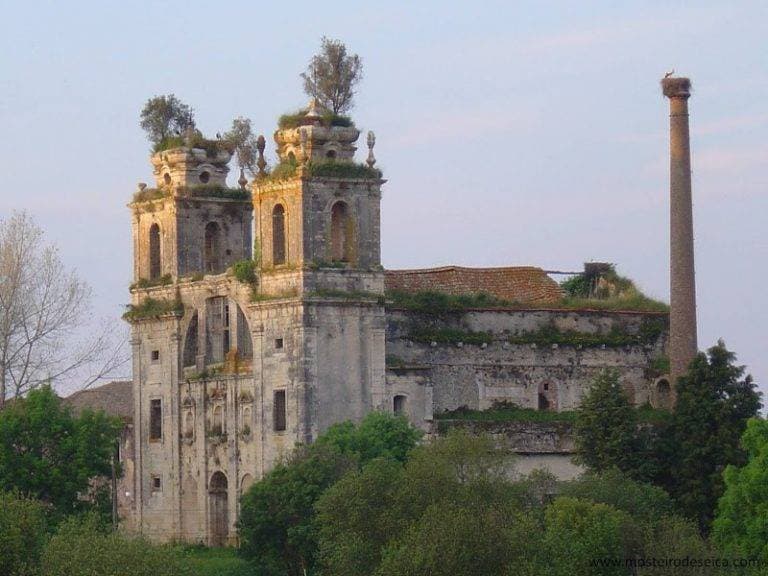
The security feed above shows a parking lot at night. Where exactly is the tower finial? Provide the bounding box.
[366,131,376,168]
[238,168,248,190]
[256,135,267,177]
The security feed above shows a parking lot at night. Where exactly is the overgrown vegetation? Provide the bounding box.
[130,273,172,290]
[436,401,577,423]
[140,94,195,147]
[508,318,666,348]
[132,187,168,203]
[231,259,257,285]
[277,110,355,129]
[310,288,384,302]
[122,297,183,321]
[265,158,381,181]
[409,326,493,345]
[559,264,669,312]
[387,290,511,313]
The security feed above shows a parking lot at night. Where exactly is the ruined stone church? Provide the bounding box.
[68,79,701,544]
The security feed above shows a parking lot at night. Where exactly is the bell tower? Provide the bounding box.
[250,102,387,467]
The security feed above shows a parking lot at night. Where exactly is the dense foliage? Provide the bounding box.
[140,94,195,145]
[574,342,761,533]
[663,342,761,532]
[0,386,121,518]
[40,514,189,576]
[0,491,48,576]
[238,412,421,576]
[574,370,646,477]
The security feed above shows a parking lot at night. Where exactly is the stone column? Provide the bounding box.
[662,76,698,382]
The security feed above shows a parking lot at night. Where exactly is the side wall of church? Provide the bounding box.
[384,308,669,427]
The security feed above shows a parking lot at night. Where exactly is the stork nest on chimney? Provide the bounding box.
[661,77,692,98]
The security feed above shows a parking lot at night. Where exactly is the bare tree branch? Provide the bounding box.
[0,213,129,406]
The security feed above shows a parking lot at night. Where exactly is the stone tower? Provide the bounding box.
[127,141,254,544]
[662,76,698,381]
[250,102,387,472]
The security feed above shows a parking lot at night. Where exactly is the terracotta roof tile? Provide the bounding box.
[63,380,133,422]
[385,266,563,305]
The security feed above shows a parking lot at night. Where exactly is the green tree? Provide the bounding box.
[666,341,761,532]
[0,385,122,517]
[559,469,677,524]
[713,417,768,560]
[40,513,190,576]
[574,369,641,475]
[314,411,422,464]
[544,497,640,576]
[0,490,48,576]
[316,430,529,576]
[301,37,363,114]
[139,94,195,145]
[376,499,540,576]
[238,412,421,576]
[224,117,257,176]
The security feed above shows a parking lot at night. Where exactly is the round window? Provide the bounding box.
[199,171,210,184]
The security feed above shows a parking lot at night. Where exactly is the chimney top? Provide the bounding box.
[661,76,692,99]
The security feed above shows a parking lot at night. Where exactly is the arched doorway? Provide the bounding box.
[209,471,229,546]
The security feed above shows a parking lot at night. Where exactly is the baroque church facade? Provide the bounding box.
[111,106,670,544]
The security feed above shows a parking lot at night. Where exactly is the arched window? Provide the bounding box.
[393,395,407,415]
[149,224,161,279]
[182,312,199,368]
[272,204,286,265]
[331,201,352,262]
[242,406,252,435]
[184,409,194,438]
[212,405,224,435]
[204,222,221,274]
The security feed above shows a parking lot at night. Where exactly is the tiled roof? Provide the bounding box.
[385,266,563,305]
[63,380,133,422]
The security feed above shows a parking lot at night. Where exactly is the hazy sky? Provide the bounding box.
[1,1,766,394]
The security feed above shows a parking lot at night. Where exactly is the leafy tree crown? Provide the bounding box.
[301,37,363,115]
[139,94,196,145]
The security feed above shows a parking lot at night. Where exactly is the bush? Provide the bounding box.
[0,491,48,576]
[232,259,257,285]
[277,109,354,129]
[40,514,189,576]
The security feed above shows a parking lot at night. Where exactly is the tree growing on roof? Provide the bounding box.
[301,37,363,115]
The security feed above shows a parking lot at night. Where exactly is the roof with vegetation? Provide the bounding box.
[62,380,133,423]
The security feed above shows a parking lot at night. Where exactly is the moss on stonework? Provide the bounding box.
[123,297,183,321]
[310,288,383,302]
[263,159,381,182]
[408,327,493,346]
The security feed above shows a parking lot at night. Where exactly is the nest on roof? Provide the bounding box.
[661,77,692,98]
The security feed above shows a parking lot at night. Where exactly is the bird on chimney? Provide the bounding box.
[664,69,675,78]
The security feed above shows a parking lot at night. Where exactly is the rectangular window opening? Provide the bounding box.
[149,399,162,441]
[151,350,160,362]
[274,390,286,432]
[275,338,284,350]
[151,475,162,492]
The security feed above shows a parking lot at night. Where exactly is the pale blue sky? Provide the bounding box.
[1,1,766,393]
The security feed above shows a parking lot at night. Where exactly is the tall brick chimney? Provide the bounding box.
[662,76,698,381]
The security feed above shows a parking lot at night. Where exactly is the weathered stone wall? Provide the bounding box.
[384,307,668,423]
